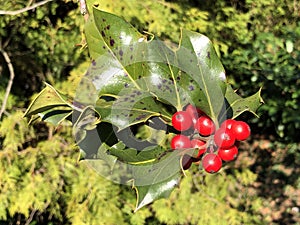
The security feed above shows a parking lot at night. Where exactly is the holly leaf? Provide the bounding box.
[84,15,107,60]
[84,6,147,97]
[24,83,71,117]
[142,41,207,110]
[82,0,114,60]
[176,29,227,122]
[73,106,100,148]
[224,85,264,119]
[36,107,72,126]
[93,5,145,51]
[24,83,73,125]
[95,88,171,130]
[134,173,181,212]
[132,150,183,211]
[108,143,166,164]
[97,143,118,169]
[74,109,118,159]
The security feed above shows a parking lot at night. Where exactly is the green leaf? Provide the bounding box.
[91,7,197,112]
[93,6,146,51]
[132,151,183,211]
[36,107,72,126]
[85,7,147,97]
[142,41,206,110]
[73,108,120,159]
[84,15,107,60]
[24,83,71,118]
[176,29,227,122]
[97,143,118,169]
[81,0,113,60]
[90,8,197,109]
[72,106,101,158]
[108,143,166,164]
[224,85,264,119]
[24,83,73,126]
[96,88,170,130]
[73,106,100,133]
[73,76,99,107]
[135,123,167,145]
[134,173,181,212]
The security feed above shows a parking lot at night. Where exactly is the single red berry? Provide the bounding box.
[197,149,206,158]
[172,111,193,131]
[202,153,222,173]
[170,134,191,149]
[231,121,251,141]
[218,145,239,161]
[195,115,216,136]
[214,128,235,148]
[185,104,205,124]
[181,154,193,170]
[191,139,206,158]
[220,119,236,130]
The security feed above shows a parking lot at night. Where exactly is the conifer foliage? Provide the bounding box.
[1,0,299,224]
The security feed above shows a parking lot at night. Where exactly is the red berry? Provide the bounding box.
[218,145,239,161]
[220,119,236,130]
[170,135,191,149]
[231,121,251,141]
[197,149,206,158]
[202,153,222,173]
[184,104,205,124]
[214,128,235,148]
[191,139,206,158]
[195,115,216,136]
[172,111,193,131]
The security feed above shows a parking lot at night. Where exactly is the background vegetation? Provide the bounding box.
[0,0,299,224]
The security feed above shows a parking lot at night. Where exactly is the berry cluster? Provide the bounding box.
[170,104,251,174]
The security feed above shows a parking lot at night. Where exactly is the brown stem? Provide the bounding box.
[24,209,37,225]
[0,48,15,120]
[79,0,89,21]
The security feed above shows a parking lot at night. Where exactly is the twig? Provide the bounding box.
[0,48,15,120]
[0,0,53,16]
[24,209,37,225]
[79,0,89,21]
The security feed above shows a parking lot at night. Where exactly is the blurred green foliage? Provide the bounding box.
[0,0,299,224]
[0,0,85,100]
